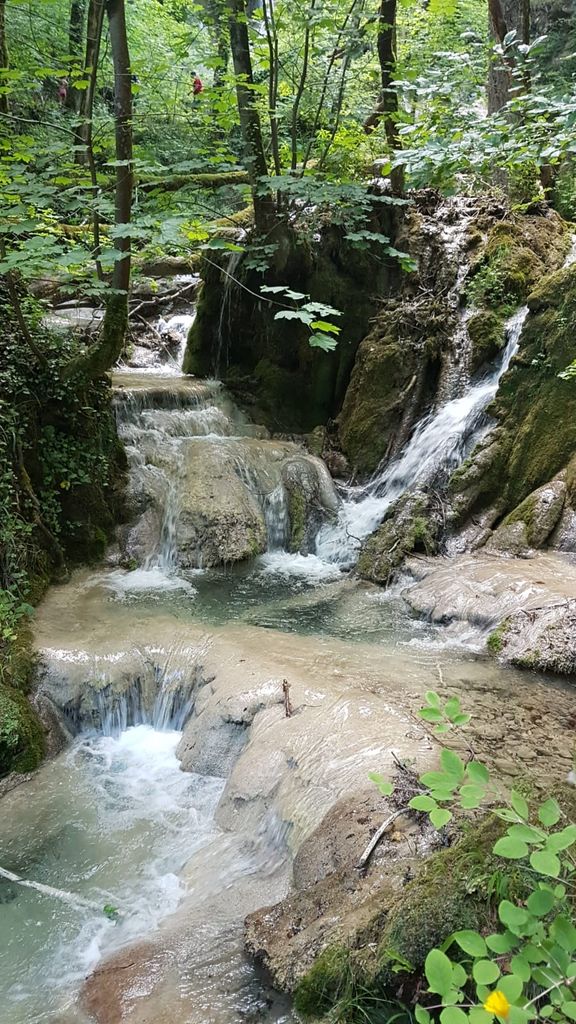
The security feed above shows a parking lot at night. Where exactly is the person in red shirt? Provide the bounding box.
[192,72,203,97]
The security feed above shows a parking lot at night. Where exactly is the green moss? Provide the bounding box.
[487,623,507,654]
[0,685,44,775]
[294,945,351,1018]
[294,816,530,1021]
[358,494,437,584]
[467,311,506,372]
[288,488,307,552]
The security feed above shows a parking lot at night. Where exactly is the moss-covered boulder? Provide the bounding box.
[293,816,530,1020]
[0,623,44,777]
[449,261,576,531]
[357,491,438,584]
[468,310,507,373]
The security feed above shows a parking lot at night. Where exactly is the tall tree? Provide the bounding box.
[66,0,86,111]
[227,0,275,233]
[68,0,133,378]
[364,0,403,190]
[0,0,8,115]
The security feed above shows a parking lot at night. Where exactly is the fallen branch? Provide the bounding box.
[282,679,293,718]
[356,807,405,872]
[0,864,106,913]
[139,170,250,194]
[129,279,198,318]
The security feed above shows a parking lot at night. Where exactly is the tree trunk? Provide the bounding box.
[227,0,275,233]
[66,0,86,111]
[0,0,8,115]
[487,0,523,113]
[290,0,316,172]
[66,0,132,379]
[364,0,403,190]
[75,0,104,163]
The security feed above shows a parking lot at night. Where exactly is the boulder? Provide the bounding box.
[357,491,438,584]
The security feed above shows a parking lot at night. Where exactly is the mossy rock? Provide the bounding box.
[467,310,506,373]
[449,261,576,526]
[294,816,529,1021]
[0,685,45,775]
[357,491,438,584]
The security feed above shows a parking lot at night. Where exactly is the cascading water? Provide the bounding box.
[315,306,528,567]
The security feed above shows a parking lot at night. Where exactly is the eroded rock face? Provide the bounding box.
[403,551,576,679]
[357,490,438,584]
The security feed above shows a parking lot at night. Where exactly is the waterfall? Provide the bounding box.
[215,252,243,377]
[315,306,529,567]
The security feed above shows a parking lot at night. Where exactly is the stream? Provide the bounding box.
[1,306,574,1024]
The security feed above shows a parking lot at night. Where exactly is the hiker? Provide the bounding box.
[57,78,68,106]
[191,72,203,97]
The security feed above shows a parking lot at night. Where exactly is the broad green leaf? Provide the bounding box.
[367,772,393,796]
[430,807,452,829]
[493,836,530,860]
[466,762,489,784]
[409,795,437,812]
[440,1008,468,1024]
[526,889,556,916]
[420,707,444,722]
[425,948,454,996]
[309,333,338,352]
[309,320,340,334]
[424,690,441,707]
[507,824,545,845]
[530,849,561,877]
[510,954,531,982]
[453,930,487,957]
[441,748,465,779]
[550,915,576,953]
[538,798,561,827]
[498,901,529,931]
[460,784,487,809]
[473,960,500,985]
[420,771,458,792]
[546,825,576,853]
[486,932,516,954]
[563,1002,576,1021]
[497,974,524,1002]
[468,1010,491,1024]
[510,791,529,820]
[415,1007,431,1024]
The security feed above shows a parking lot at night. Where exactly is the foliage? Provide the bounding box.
[368,697,576,1024]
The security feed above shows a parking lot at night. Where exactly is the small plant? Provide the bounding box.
[103,904,120,921]
[260,284,343,352]
[369,695,576,1023]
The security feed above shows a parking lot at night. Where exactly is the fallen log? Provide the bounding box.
[139,171,250,194]
[0,864,110,913]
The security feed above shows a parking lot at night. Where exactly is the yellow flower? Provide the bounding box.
[483,991,511,1018]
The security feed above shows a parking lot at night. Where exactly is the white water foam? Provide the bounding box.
[101,566,198,598]
[258,551,343,582]
[1,725,224,1024]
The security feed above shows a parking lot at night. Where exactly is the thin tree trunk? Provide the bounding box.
[0,0,8,115]
[364,0,403,190]
[75,0,104,163]
[65,0,133,379]
[290,0,316,172]
[262,0,281,176]
[228,0,275,233]
[300,0,362,175]
[66,0,86,111]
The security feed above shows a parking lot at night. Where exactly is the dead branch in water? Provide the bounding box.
[356,808,405,872]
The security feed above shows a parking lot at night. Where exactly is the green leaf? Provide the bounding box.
[460,784,487,809]
[309,320,341,335]
[530,849,561,877]
[546,825,576,852]
[441,749,465,779]
[430,807,452,829]
[420,707,444,723]
[486,932,516,954]
[425,690,441,707]
[526,889,556,916]
[550,915,576,952]
[538,798,561,827]
[510,955,531,982]
[498,901,529,931]
[309,333,338,352]
[420,771,458,792]
[367,772,393,796]
[275,309,312,323]
[510,791,529,820]
[507,824,545,845]
[563,1002,576,1021]
[473,961,500,985]
[409,795,437,811]
[497,974,524,1003]
[425,948,454,996]
[453,930,487,957]
[493,836,530,860]
[440,1008,468,1024]
[415,1007,432,1024]
[466,762,489,784]
[468,1010,492,1024]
